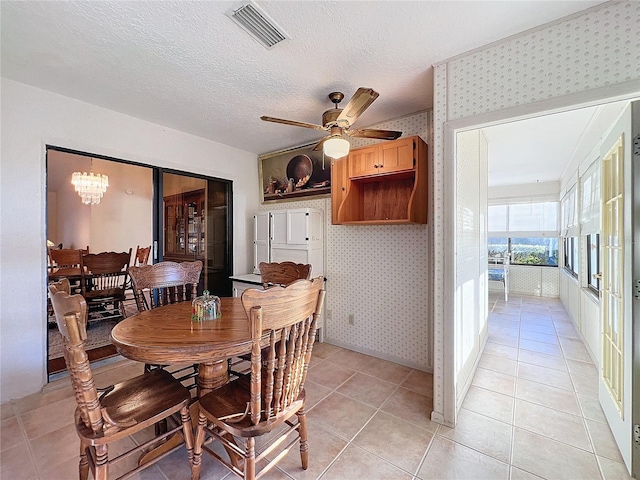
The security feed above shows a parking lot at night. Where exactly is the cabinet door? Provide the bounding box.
[286,209,309,245]
[253,212,270,272]
[270,210,289,246]
[378,136,414,174]
[349,145,378,178]
[331,156,348,224]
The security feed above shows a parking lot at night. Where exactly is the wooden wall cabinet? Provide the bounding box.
[164,189,206,262]
[331,135,428,225]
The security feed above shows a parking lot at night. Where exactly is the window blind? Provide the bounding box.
[561,185,578,237]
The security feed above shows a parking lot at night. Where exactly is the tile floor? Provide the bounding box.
[0,295,631,479]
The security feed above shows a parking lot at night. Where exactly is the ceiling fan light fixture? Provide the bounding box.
[323,136,350,159]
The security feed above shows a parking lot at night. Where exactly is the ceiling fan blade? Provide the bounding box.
[336,88,379,125]
[312,136,329,151]
[347,128,402,140]
[260,116,327,132]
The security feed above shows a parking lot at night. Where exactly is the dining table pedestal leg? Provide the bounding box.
[197,360,229,397]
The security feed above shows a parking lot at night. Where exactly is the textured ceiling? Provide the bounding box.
[0,1,603,156]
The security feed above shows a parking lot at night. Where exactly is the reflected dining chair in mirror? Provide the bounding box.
[48,283,195,480]
[191,277,325,480]
[49,247,89,292]
[129,260,203,389]
[81,249,132,322]
[133,244,151,266]
[258,261,312,288]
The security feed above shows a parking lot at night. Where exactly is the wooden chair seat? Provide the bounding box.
[75,369,191,443]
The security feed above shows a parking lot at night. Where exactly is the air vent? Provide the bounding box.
[226,2,289,49]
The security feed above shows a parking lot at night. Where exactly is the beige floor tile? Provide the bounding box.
[479,353,517,376]
[0,402,15,421]
[306,392,376,440]
[586,419,624,463]
[0,442,38,480]
[515,378,581,416]
[359,356,411,385]
[462,385,514,424]
[380,387,437,433]
[324,348,374,371]
[439,408,512,463]
[517,349,567,372]
[518,329,559,346]
[566,359,598,378]
[488,314,520,328]
[519,338,563,357]
[305,360,355,390]
[322,444,412,480]
[519,315,553,326]
[353,411,434,474]
[12,383,74,415]
[558,337,593,363]
[554,322,581,339]
[517,362,573,391]
[337,372,396,408]
[304,379,333,410]
[514,400,592,451]
[471,367,516,397]
[577,393,607,423]
[268,420,347,480]
[571,372,599,397]
[598,455,632,480]
[1,416,26,452]
[519,321,555,335]
[509,466,545,480]
[488,333,520,348]
[20,395,77,440]
[311,342,343,359]
[512,428,600,480]
[400,369,433,397]
[488,324,520,338]
[30,423,80,472]
[156,445,212,480]
[485,342,519,360]
[418,436,509,480]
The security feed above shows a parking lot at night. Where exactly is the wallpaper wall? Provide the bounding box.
[259,110,433,371]
[432,1,640,424]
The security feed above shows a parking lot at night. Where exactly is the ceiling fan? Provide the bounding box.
[260,87,402,158]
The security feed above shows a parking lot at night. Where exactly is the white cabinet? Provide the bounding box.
[253,212,270,273]
[252,208,324,277]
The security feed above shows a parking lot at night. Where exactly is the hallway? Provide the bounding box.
[0,295,630,479]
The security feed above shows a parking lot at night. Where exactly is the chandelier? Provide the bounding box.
[71,161,109,205]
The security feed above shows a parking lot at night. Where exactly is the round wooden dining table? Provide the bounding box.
[111,297,256,397]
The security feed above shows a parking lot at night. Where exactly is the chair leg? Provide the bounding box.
[244,437,256,480]
[79,441,89,480]
[94,444,109,480]
[181,406,194,463]
[191,411,207,480]
[297,407,309,470]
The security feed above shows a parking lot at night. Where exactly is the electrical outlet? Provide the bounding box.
[348,314,354,325]
[326,309,332,320]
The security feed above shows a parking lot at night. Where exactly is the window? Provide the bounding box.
[488,237,558,267]
[489,202,558,235]
[586,233,600,293]
[563,236,578,277]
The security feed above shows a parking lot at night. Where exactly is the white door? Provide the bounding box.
[599,103,634,472]
[270,210,288,246]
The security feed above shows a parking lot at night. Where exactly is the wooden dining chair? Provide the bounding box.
[81,249,132,322]
[49,247,89,292]
[258,261,312,288]
[191,277,325,480]
[129,260,203,389]
[48,283,195,480]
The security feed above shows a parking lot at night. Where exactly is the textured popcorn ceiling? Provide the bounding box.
[1,0,601,156]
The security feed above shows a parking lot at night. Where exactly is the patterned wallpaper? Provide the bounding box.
[489,265,560,297]
[431,1,640,424]
[259,111,433,370]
